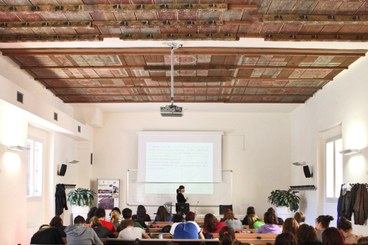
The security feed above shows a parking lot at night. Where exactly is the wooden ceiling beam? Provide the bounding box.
[56,93,311,97]
[265,33,368,42]
[49,85,321,90]
[64,99,305,104]
[2,48,365,56]
[0,3,231,12]
[21,64,348,70]
[262,14,368,24]
[37,77,331,82]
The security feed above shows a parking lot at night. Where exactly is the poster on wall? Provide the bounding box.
[97,179,120,209]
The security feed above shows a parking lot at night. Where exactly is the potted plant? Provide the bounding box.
[268,189,300,219]
[67,188,95,220]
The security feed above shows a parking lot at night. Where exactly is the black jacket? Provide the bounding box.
[55,184,68,215]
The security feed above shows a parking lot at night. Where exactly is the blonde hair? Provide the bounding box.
[90,216,100,226]
[110,210,120,223]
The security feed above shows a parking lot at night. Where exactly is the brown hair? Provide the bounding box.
[337,217,352,232]
[224,209,236,220]
[185,211,196,221]
[297,224,318,244]
[204,213,218,232]
[282,218,299,236]
[155,206,171,222]
[219,226,236,245]
[264,211,278,224]
[316,215,334,228]
[275,232,297,245]
[120,219,134,230]
[322,227,344,245]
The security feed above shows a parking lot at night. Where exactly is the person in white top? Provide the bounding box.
[118,220,150,240]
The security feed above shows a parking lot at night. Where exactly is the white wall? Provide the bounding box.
[0,54,94,243]
[92,110,292,216]
[290,55,368,235]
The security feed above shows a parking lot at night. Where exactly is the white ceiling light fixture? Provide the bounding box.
[339,149,361,155]
[160,42,183,117]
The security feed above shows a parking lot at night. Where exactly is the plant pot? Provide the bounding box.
[71,205,90,222]
[276,206,293,221]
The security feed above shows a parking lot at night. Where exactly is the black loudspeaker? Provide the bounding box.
[303,165,313,178]
[58,164,67,176]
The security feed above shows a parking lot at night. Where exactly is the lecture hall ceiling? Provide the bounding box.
[0,0,367,104]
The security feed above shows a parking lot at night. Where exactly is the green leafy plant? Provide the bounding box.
[67,188,95,207]
[268,189,300,212]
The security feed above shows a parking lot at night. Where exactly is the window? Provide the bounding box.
[26,138,43,197]
[325,137,343,199]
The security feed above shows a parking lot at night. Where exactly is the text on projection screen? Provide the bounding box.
[137,131,222,183]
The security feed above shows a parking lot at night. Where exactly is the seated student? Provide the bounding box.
[110,209,122,231]
[222,209,243,231]
[297,224,321,245]
[268,207,284,225]
[64,215,103,245]
[173,222,203,239]
[246,213,265,230]
[170,213,184,236]
[49,215,66,238]
[321,227,344,245]
[122,208,144,229]
[294,211,306,225]
[95,207,116,232]
[337,216,361,244]
[357,236,368,245]
[118,219,150,240]
[219,226,241,245]
[258,211,282,234]
[314,215,334,242]
[86,207,97,224]
[275,232,297,245]
[30,224,65,244]
[132,205,151,225]
[282,218,299,237]
[90,216,116,238]
[203,213,227,233]
[154,205,172,222]
[242,206,256,225]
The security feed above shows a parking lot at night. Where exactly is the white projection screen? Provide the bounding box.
[137,131,223,183]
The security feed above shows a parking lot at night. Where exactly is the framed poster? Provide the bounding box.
[97,179,120,209]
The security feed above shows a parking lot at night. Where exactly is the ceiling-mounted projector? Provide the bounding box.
[160,104,183,117]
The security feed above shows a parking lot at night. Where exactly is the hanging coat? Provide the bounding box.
[55,184,68,215]
[353,184,368,225]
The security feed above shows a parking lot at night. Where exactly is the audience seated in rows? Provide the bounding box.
[315,215,334,242]
[203,213,227,233]
[258,210,282,234]
[154,205,173,222]
[282,218,299,237]
[337,216,361,244]
[118,219,150,240]
[90,216,116,239]
[222,209,243,231]
[275,232,297,245]
[64,215,103,245]
[321,227,344,245]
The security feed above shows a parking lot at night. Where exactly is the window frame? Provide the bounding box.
[325,135,343,202]
[26,136,44,198]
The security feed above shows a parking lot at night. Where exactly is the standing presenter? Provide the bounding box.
[176,185,188,203]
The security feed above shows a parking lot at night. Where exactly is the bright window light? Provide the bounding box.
[26,138,43,197]
[325,136,343,199]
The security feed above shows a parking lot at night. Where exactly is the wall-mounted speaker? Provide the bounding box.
[303,165,313,178]
[57,164,67,176]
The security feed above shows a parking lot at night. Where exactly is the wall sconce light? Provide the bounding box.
[339,149,361,155]
[292,161,307,166]
[57,160,79,176]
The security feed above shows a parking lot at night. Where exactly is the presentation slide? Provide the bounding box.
[137,131,222,183]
